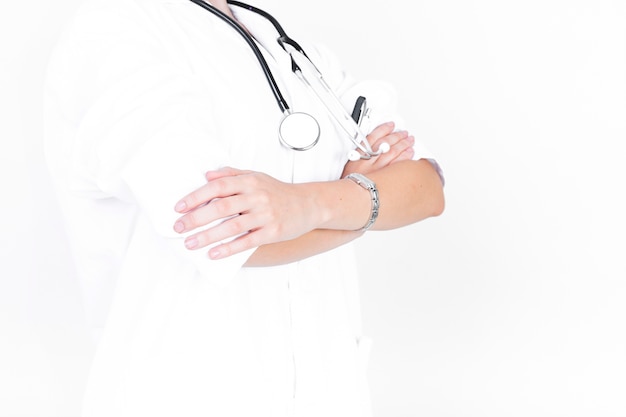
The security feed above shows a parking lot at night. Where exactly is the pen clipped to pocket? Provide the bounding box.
[351,95,371,134]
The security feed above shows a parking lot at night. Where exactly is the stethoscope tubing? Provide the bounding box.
[187,0,290,113]
[188,0,387,160]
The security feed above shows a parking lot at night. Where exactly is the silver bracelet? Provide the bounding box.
[344,173,379,232]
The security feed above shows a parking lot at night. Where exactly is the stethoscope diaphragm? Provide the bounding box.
[278,111,320,151]
[188,0,390,160]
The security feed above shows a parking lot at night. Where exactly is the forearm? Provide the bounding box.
[243,159,442,266]
[314,158,445,231]
[244,229,361,267]
[174,158,444,261]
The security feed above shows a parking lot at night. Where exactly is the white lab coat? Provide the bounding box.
[44,0,440,416]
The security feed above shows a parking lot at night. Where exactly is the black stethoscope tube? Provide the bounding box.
[228,1,311,59]
[187,0,389,160]
[187,0,291,113]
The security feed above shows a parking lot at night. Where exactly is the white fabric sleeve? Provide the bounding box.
[54,8,255,286]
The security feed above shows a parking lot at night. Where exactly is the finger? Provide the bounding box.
[388,143,415,164]
[366,130,408,166]
[381,135,415,164]
[205,166,250,181]
[184,209,261,250]
[208,229,266,260]
[366,121,395,145]
[370,130,409,152]
[174,194,250,235]
[372,135,415,168]
[174,175,245,214]
[347,123,397,160]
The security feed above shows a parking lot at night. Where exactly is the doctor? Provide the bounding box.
[44,0,444,416]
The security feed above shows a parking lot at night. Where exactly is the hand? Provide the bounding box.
[342,121,415,177]
[173,167,319,260]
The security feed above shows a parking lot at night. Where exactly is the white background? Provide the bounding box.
[1,1,625,416]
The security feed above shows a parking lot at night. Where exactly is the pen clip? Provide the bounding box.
[351,96,367,126]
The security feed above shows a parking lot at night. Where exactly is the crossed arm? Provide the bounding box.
[172,122,445,267]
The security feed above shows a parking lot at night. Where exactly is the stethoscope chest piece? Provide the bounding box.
[278,111,320,151]
[189,0,389,159]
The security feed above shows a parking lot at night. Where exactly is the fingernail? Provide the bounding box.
[209,248,222,260]
[174,221,185,233]
[185,237,198,250]
[175,201,187,212]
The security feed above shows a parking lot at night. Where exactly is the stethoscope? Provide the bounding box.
[188,0,390,161]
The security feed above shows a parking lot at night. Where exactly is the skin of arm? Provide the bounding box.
[173,123,444,265]
[175,1,444,266]
[244,229,363,267]
[231,121,418,267]
[244,159,443,267]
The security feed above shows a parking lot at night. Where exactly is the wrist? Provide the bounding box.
[307,178,372,231]
[344,173,379,231]
[295,182,332,229]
